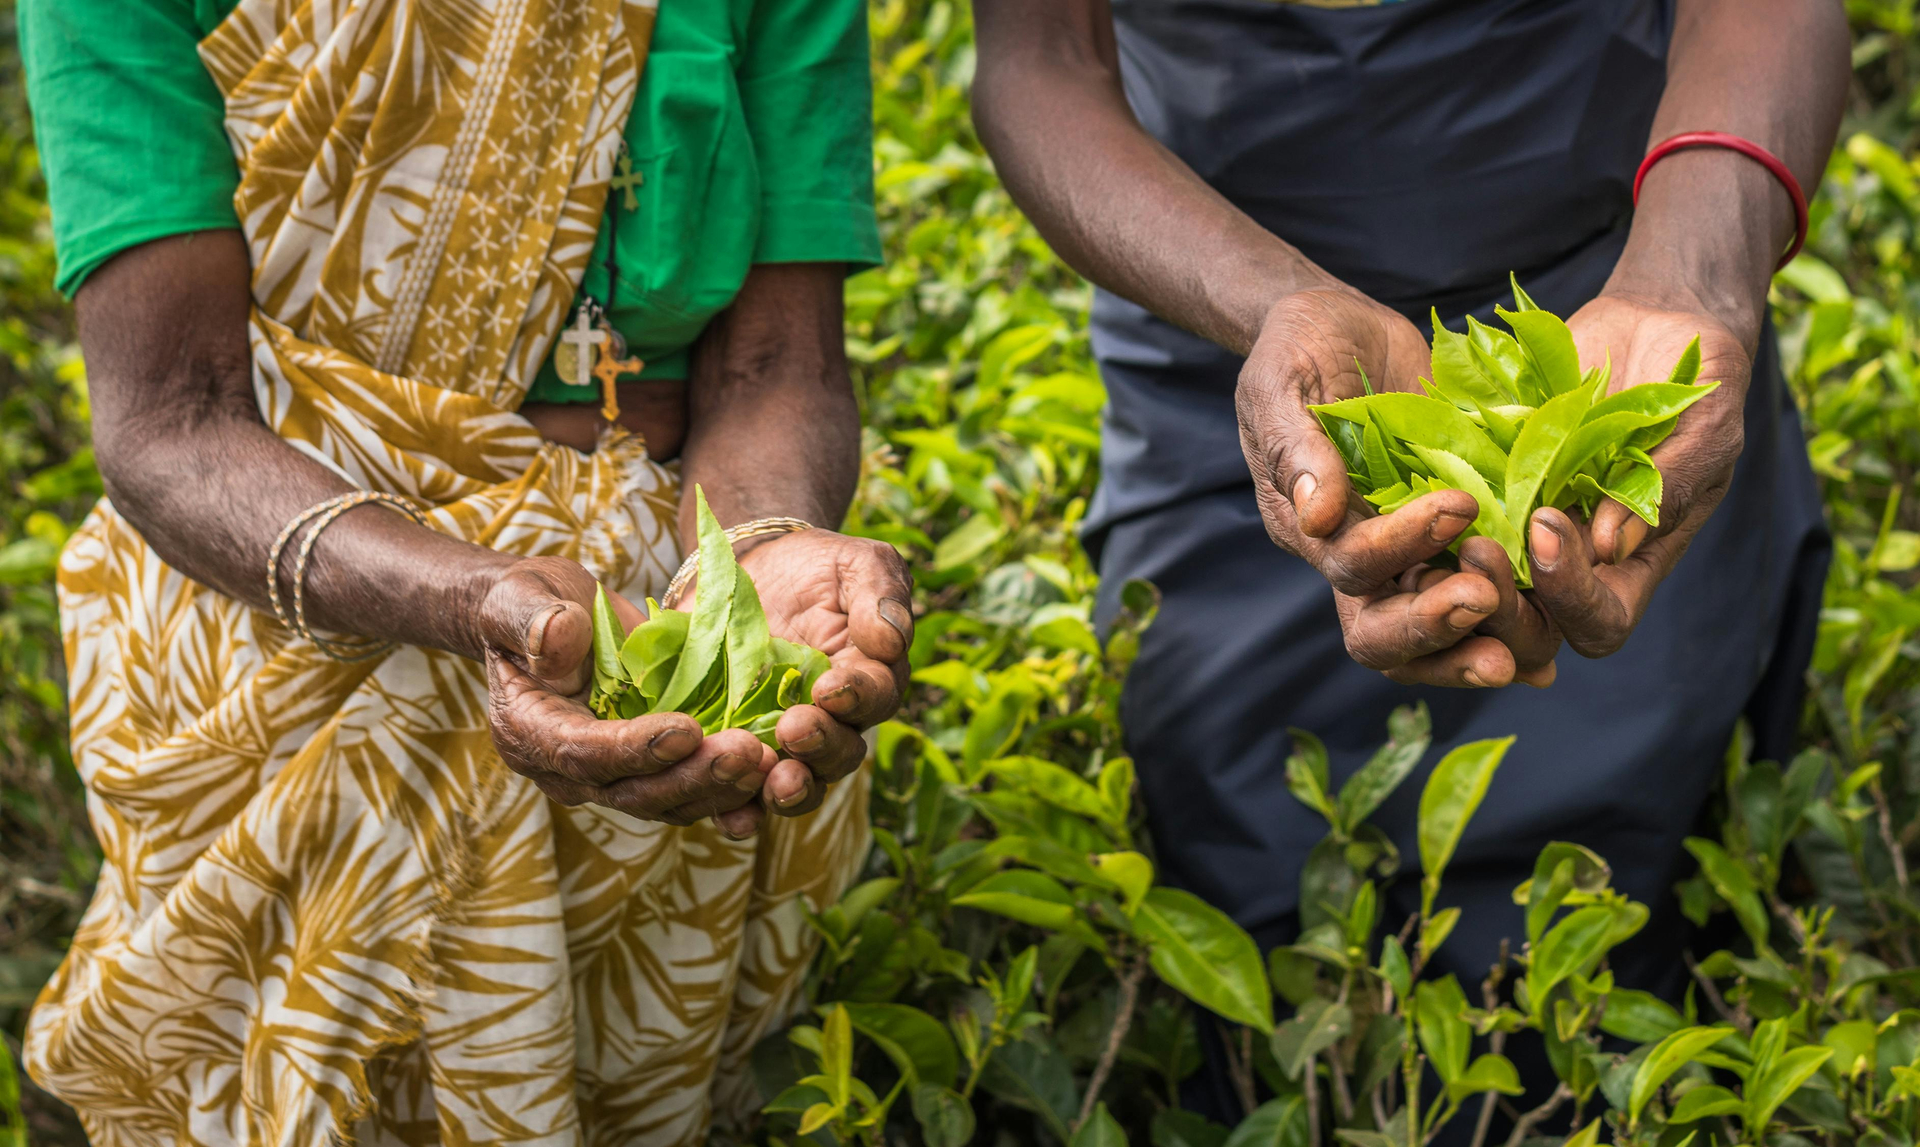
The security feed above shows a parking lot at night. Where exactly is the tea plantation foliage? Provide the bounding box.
[7,3,1920,1146]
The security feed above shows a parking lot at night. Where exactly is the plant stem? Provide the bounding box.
[1220,1021,1258,1118]
[1074,957,1145,1135]
[1468,956,1509,1147]
[1498,1083,1571,1147]
[1306,1052,1324,1147]
[1683,950,1750,1035]
[1330,1048,1355,1123]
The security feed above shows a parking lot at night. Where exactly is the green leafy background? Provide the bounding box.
[7,2,1920,1144]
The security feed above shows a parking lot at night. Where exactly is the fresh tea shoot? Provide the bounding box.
[1311,275,1718,586]
[588,487,829,745]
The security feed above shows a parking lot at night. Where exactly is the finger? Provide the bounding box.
[1236,342,1357,540]
[713,803,766,840]
[1308,490,1479,596]
[763,757,821,816]
[487,652,702,785]
[812,656,905,730]
[1513,660,1559,688]
[476,564,646,694]
[1527,508,1641,658]
[1589,499,1651,567]
[1457,536,1561,673]
[1340,571,1498,671]
[776,703,867,784]
[837,540,915,672]
[1382,635,1518,689]
[595,728,767,822]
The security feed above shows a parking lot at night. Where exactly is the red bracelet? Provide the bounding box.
[1632,131,1809,272]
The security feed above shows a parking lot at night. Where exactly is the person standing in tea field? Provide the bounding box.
[973,0,1846,1121]
[18,0,911,1142]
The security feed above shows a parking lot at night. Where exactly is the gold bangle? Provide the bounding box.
[268,491,430,662]
[660,516,813,610]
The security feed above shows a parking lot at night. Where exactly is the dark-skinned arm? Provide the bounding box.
[679,262,915,826]
[1533,0,1848,656]
[80,229,777,833]
[970,0,1554,688]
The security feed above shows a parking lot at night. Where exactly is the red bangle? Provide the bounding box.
[1632,131,1810,272]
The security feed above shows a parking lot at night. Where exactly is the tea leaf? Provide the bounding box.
[1312,393,1508,487]
[1498,305,1584,397]
[1408,445,1526,582]
[1418,737,1514,915]
[1136,887,1275,1033]
[1628,1026,1736,1127]
[657,490,738,713]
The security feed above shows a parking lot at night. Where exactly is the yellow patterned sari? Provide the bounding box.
[26,2,868,1143]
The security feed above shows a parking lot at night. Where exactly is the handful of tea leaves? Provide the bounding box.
[588,488,829,745]
[1311,277,1718,588]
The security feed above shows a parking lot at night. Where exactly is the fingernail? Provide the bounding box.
[776,778,813,809]
[878,597,913,640]
[819,683,855,708]
[649,726,697,762]
[712,751,754,783]
[1530,517,1562,570]
[1447,604,1488,630]
[785,728,826,753]
[1615,517,1649,564]
[525,602,566,657]
[1430,510,1473,544]
[1463,668,1489,688]
[1291,472,1318,512]
[712,814,752,841]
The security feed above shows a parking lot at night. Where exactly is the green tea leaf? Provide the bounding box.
[1628,1026,1736,1127]
[1499,305,1584,397]
[591,584,629,693]
[1502,382,1599,534]
[1447,1053,1525,1103]
[1429,313,1514,408]
[1409,445,1525,582]
[1414,975,1472,1082]
[1312,393,1508,488]
[1669,1084,1743,1123]
[724,544,776,721]
[657,489,737,713]
[1071,1103,1128,1147]
[1600,461,1664,527]
[1270,998,1351,1081]
[620,607,691,706]
[1467,315,1533,404]
[842,1003,959,1089]
[1744,1045,1832,1132]
[1335,703,1432,831]
[1418,737,1514,915]
[1665,336,1702,387]
[1136,887,1275,1033]
[1222,1097,1308,1147]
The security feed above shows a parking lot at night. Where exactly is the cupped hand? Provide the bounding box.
[476,556,774,838]
[1530,295,1751,658]
[737,529,914,816]
[1236,289,1557,687]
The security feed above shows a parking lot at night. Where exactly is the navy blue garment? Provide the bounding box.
[1080,0,1830,1127]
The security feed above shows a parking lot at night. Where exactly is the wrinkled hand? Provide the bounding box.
[1530,295,1751,657]
[478,556,776,838]
[1236,289,1559,687]
[738,529,914,817]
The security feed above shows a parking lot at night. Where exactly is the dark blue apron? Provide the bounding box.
[1083,0,1829,1124]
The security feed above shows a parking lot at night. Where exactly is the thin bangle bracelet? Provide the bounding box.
[660,517,814,611]
[1633,131,1810,272]
[267,490,431,662]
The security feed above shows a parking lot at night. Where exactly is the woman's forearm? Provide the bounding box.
[678,262,862,540]
[80,231,513,660]
[970,0,1345,357]
[1606,0,1849,350]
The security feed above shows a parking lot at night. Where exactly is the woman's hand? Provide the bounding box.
[1529,295,1751,658]
[476,556,776,838]
[739,530,914,816]
[1236,289,1559,688]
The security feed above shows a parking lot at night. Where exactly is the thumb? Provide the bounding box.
[476,563,628,695]
[1236,345,1353,540]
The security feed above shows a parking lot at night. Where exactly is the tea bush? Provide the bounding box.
[7,3,1920,1146]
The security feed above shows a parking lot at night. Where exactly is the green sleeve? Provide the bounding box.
[20,0,240,297]
[736,0,882,269]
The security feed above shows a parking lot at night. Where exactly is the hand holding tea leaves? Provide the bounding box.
[480,555,777,838]
[1238,288,1560,688]
[591,487,914,819]
[1312,277,1725,659]
[1529,294,1750,657]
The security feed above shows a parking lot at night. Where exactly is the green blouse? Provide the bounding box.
[20,0,882,403]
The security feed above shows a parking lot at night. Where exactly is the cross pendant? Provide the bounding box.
[592,346,644,422]
[556,305,609,387]
[611,152,643,212]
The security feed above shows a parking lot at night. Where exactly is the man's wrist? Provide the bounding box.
[1606,147,1797,349]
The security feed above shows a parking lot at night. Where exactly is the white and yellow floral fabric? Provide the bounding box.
[26,2,868,1144]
